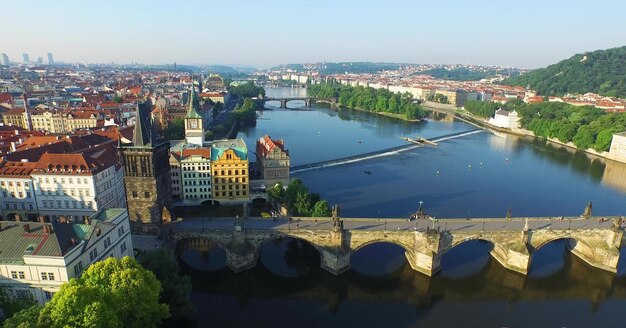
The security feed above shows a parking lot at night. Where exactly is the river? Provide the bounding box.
[179,87,626,327]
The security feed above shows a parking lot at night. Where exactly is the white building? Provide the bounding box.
[488,109,520,129]
[0,161,38,221]
[0,208,133,304]
[179,148,212,204]
[31,149,126,223]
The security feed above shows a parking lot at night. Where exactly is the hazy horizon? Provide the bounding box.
[2,0,626,69]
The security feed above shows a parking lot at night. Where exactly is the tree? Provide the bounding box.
[137,249,195,327]
[311,200,331,217]
[1,305,41,328]
[37,257,169,328]
[212,102,222,121]
[294,192,312,216]
[266,182,285,205]
[0,286,36,326]
[163,118,184,140]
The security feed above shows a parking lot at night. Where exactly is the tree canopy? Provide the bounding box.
[502,46,626,98]
[228,81,265,98]
[267,179,331,217]
[308,82,427,120]
[6,257,170,328]
[137,249,195,327]
[464,99,626,152]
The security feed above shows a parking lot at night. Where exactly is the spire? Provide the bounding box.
[132,100,156,146]
[186,84,201,119]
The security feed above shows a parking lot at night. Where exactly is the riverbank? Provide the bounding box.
[318,102,424,123]
[454,109,626,164]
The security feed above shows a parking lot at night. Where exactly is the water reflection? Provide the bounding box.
[528,239,571,278]
[440,240,492,279]
[351,243,406,277]
[259,238,320,278]
[177,238,226,271]
[181,239,626,327]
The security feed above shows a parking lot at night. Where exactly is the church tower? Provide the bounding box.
[119,99,172,231]
[185,84,205,147]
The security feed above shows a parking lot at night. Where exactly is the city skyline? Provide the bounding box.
[2,0,626,69]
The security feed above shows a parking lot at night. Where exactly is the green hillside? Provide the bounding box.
[502,46,626,98]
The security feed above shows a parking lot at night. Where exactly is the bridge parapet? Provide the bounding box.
[169,216,625,277]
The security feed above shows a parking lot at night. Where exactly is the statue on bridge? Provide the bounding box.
[332,204,343,232]
[506,208,512,221]
[582,201,593,219]
[613,217,623,230]
[410,201,427,220]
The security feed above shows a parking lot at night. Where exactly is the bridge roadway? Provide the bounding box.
[167,216,618,233]
[167,216,624,278]
[263,96,337,108]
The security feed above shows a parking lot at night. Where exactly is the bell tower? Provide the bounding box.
[185,83,204,147]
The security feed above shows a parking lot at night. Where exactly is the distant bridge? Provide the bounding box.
[167,215,625,277]
[263,97,338,108]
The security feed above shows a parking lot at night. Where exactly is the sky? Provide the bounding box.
[2,0,626,69]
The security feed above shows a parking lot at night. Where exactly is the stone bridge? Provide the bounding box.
[168,216,624,277]
[263,97,338,108]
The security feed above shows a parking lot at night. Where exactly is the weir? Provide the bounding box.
[291,129,483,173]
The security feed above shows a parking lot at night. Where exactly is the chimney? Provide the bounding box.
[15,215,20,222]
[83,217,90,225]
[10,142,16,151]
[43,225,52,234]
[38,216,45,223]
[70,237,77,246]
[23,224,30,233]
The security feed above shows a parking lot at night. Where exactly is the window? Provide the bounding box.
[18,271,25,279]
[45,291,53,300]
[41,272,48,280]
[15,290,30,299]
[118,226,125,237]
[104,237,111,248]
[121,242,127,253]
[144,191,150,198]
[132,191,138,198]
[89,248,98,261]
[11,271,17,279]
[48,273,55,281]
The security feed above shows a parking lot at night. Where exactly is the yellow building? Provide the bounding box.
[211,139,249,204]
[3,108,26,128]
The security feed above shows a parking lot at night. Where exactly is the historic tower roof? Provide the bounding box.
[186,85,202,119]
[132,100,156,146]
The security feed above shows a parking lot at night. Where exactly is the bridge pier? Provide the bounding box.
[319,247,351,275]
[304,98,311,107]
[405,232,443,276]
[225,244,259,273]
[280,99,287,108]
[567,229,623,273]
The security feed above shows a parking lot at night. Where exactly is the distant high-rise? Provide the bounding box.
[47,52,54,65]
[1,53,8,66]
[22,53,29,64]
[37,57,43,64]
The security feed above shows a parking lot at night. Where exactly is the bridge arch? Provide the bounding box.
[441,235,505,257]
[350,238,414,254]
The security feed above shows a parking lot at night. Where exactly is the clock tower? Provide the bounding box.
[185,85,205,147]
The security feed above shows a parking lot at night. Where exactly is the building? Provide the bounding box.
[47,53,54,65]
[3,108,26,128]
[22,53,29,65]
[179,148,212,204]
[119,100,172,231]
[0,161,38,221]
[436,89,468,107]
[211,139,249,204]
[256,135,290,186]
[31,149,126,223]
[206,74,225,91]
[1,53,9,66]
[608,132,626,163]
[488,109,521,129]
[199,91,228,104]
[0,208,133,304]
[184,88,205,147]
